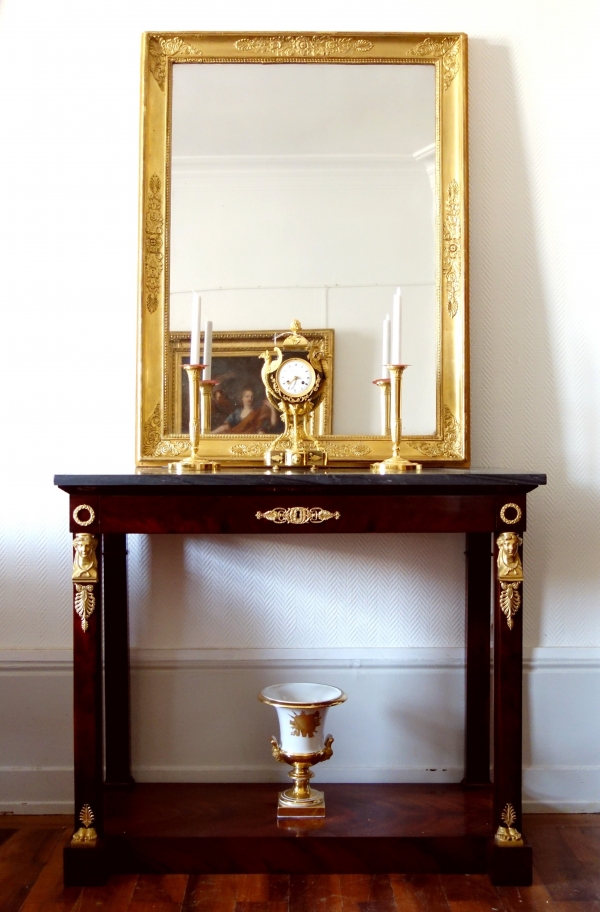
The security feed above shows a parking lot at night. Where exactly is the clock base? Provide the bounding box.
[265,448,327,469]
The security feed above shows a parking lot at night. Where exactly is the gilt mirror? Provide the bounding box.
[138,32,468,466]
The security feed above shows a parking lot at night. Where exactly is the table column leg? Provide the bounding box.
[488,530,532,885]
[103,533,134,788]
[63,532,107,886]
[463,533,492,786]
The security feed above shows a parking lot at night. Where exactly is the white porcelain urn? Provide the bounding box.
[259,682,347,817]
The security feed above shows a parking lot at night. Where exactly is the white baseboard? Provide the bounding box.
[0,768,74,814]
[0,647,599,813]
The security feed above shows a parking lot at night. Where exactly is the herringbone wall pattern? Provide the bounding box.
[1,1,599,654]
[127,534,465,649]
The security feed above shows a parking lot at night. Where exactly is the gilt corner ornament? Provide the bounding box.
[144,175,164,314]
[148,36,202,91]
[256,506,340,525]
[71,803,98,845]
[497,531,523,629]
[142,403,190,459]
[408,36,460,90]
[413,406,462,459]
[495,803,523,846]
[233,35,374,58]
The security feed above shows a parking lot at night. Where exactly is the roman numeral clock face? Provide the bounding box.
[276,358,317,398]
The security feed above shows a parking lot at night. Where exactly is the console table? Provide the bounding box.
[55,469,546,887]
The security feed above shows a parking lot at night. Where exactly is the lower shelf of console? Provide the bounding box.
[64,783,532,884]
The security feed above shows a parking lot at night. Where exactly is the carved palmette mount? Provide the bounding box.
[413,407,462,459]
[443,181,461,318]
[499,582,521,630]
[495,803,523,846]
[148,36,202,90]
[256,507,340,525]
[144,175,164,314]
[71,803,98,845]
[234,35,374,57]
[74,585,96,632]
[408,36,460,90]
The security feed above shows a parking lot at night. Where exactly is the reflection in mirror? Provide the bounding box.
[169,63,437,436]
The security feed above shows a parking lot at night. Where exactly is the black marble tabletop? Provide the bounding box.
[55,468,546,492]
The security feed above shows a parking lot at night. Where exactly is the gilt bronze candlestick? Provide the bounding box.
[169,365,218,473]
[373,377,391,436]
[371,365,421,474]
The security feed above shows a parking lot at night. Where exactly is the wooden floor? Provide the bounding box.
[0,814,598,911]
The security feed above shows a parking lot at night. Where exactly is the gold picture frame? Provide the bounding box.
[165,329,333,460]
[137,32,469,467]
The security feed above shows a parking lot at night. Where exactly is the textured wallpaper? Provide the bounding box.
[0,1,599,652]
[127,533,465,649]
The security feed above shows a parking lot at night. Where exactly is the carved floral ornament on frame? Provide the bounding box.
[138,32,468,466]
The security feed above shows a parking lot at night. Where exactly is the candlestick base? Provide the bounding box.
[371,453,422,474]
[168,457,218,474]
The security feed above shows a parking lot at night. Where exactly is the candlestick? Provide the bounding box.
[190,293,201,365]
[391,288,402,365]
[382,314,391,379]
[203,320,213,380]
[168,365,218,473]
[373,378,391,436]
[371,365,421,474]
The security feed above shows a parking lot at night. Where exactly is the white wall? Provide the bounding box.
[0,0,599,812]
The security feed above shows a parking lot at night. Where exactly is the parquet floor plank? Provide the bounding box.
[77,875,138,912]
[0,826,67,912]
[339,873,397,911]
[2,814,600,911]
[495,867,558,912]
[525,824,600,904]
[389,874,450,912]
[289,874,343,912]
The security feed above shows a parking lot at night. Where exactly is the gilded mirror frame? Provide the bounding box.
[137,31,469,466]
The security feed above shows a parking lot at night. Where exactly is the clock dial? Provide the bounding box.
[277,358,316,397]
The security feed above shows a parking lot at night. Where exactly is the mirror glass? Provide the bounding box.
[169,63,437,436]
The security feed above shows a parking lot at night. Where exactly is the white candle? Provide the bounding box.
[190,292,201,365]
[391,287,402,364]
[203,320,213,380]
[382,314,391,378]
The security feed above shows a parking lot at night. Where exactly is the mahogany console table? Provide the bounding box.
[55,469,546,887]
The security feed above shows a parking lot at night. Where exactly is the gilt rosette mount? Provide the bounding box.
[260,321,329,469]
[259,682,347,818]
